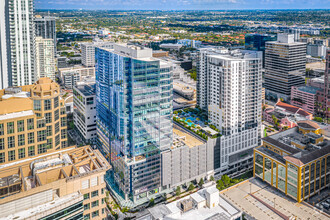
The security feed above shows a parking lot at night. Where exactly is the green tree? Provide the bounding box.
[188,183,195,191]
[198,178,204,187]
[149,198,155,207]
[313,117,323,123]
[216,180,225,190]
[176,186,181,196]
[221,175,231,187]
[210,176,215,181]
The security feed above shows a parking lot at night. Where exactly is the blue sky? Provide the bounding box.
[36,0,330,10]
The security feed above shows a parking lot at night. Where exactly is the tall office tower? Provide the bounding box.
[197,48,262,175]
[81,41,114,67]
[264,34,306,101]
[0,0,35,87]
[0,78,68,165]
[34,15,56,52]
[96,44,173,204]
[245,33,277,66]
[35,37,55,80]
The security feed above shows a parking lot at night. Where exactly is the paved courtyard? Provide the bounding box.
[221,178,329,220]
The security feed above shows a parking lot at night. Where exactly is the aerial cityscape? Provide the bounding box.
[0,0,329,220]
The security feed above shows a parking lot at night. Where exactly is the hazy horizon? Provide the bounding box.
[35,0,330,10]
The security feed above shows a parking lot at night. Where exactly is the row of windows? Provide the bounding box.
[33,97,59,111]
[0,119,35,135]
[83,188,105,200]
[0,145,46,163]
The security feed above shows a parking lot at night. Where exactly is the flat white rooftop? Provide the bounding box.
[0,110,34,121]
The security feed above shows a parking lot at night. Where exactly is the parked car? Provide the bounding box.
[321,202,330,210]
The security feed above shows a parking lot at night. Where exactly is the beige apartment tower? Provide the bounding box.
[0,146,110,220]
[35,37,56,80]
[0,78,68,165]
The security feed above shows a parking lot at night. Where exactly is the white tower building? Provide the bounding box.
[0,0,35,88]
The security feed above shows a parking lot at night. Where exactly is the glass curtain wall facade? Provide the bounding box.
[96,47,172,203]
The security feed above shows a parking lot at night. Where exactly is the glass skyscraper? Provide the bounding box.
[245,33,277,66]
[95,44,173,204]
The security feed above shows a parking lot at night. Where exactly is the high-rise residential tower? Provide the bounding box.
[197,48,262,175]
[0,78,68,165]
[35,37,55,80]
[34,15,56,53]
[0,0,35,87]
[264,33,306,101]
[81,41,114,67]
[96,44,173,204]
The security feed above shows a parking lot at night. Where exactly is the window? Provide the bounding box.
[0,152,5,163]
[18,148,25,159]
[91,190,98,198]
[8,136,15,148]
[7,122,14,134]
[34,100,41,111]
[61,141,67,148]
[27,118,34,130]
[17,120,24,132]
[37,119,45,128]
[101,188,105,194]
[18,134,25,146]
[61,117,67,127]
[28,146,35,156]
[84,214,90,220]
[44,99,51,110]
[0,138,4,150]
[54,109,59,121]
[28,132,35,144]
[83,193,90,200]
[38,144,47,154]
[47,138,53,149]
[54,97,59,108]
[0,124,3,135]
[46,126,52,136]
[92,210,99,218]
[45,113,52,123]
[55,134,60,147]
[61,107,66,115]
[61,129,67,139]
[84,203,90,210]
[82,180,89,189]
[91,200,99,208]
[55,122,59,134]
[37,130,46,142]
[102,198,105,204]
[8,150,15,161]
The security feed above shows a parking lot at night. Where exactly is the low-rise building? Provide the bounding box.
[254,122,329,202]
[152,50,169,58]
[291,86,322,114]
[138,184,242,220]
[63,72,80,89]
[73,83,97,144]
[59,65,95,79]
[0,78,68,165]
[263,101,313,130]
[0,146,110,220]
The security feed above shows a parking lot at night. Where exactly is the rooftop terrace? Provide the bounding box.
[0,146,110,200]
[260,126,330,166]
